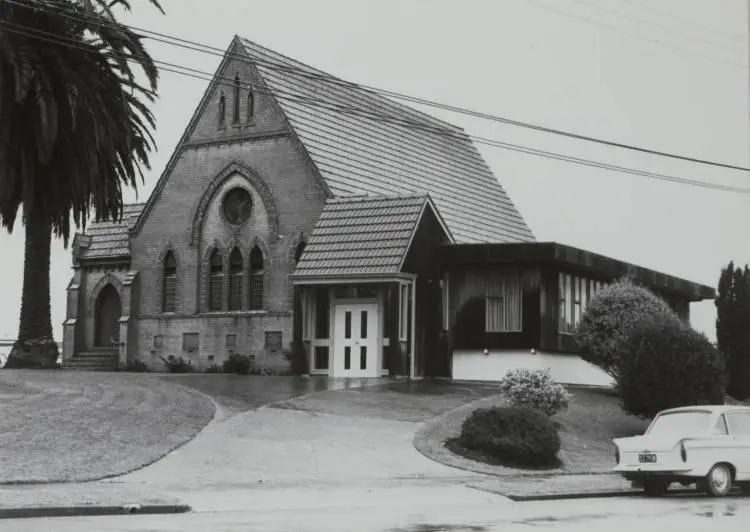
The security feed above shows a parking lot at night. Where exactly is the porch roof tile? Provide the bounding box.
[294,194,427,278]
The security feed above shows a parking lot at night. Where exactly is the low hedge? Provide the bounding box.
[454,406,561,468]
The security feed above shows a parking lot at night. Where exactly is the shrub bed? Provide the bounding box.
[223,353,252,375]
[451,406,561,469]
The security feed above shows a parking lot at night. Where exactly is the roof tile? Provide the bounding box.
[77,204,145,260]
[240,38,535,244]
[294,195,429,277]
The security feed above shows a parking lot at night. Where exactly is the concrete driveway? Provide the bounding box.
[101,376,502,512]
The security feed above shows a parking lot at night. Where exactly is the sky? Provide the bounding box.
[1,0,749,343]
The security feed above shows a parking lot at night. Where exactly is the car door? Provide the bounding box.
[724,411,750,480]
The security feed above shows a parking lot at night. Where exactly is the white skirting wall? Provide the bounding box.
[452,349,614,388]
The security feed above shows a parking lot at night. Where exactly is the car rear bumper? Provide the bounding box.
[613,465,699,483]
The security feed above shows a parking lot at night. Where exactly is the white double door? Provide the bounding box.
[332,302,378,378]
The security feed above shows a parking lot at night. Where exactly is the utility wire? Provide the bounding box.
[3,18,750,196]
[618,0,746,44]
[527,0,749,70]
[8,0,750,173]
[573,0,743,54]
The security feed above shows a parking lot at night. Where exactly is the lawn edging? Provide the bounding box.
[413,390,617,478]
[0,372,219,485]
[0,503,191,520]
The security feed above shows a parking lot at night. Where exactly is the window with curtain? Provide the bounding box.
[208,249,224,311]
[485,271,523,332]
[559,273,609,334]
[228,248,243,311]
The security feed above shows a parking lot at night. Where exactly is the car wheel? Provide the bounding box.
[738,482,750,496]
[643,479,670,497]
[702,464,733,497]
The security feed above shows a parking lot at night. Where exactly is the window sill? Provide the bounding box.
[200,310,268,317]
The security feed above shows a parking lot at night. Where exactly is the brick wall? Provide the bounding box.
[125,48,329,367]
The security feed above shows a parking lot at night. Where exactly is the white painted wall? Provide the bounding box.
[452,349,613,387]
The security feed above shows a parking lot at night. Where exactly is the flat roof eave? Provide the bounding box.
[439,241,715,302]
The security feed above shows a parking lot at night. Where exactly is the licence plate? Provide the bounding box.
[639,453,657,464]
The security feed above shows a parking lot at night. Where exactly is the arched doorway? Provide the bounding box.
[95,284,121,347]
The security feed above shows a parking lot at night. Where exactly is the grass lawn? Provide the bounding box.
[414,386,649,477]
[0,370,215,483]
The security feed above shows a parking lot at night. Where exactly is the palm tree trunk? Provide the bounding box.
[5,217,59,369]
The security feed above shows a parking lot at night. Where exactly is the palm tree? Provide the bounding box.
[0,0,163,367]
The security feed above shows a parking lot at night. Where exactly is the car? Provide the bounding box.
[612,405,750,497]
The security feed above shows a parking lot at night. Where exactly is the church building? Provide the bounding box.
[63,36,715,386]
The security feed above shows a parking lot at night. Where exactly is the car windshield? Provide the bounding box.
[647,411,712,435]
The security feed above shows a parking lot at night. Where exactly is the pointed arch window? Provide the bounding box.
[162,251,177,313]
[209,249,224,311]
[249,245,265,310]
[232,75,241,123]
[246,90,255,122]
[218,92,226,126]
[228,248,243,311]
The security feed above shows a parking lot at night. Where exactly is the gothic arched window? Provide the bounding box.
[228,248,243,311]
[232,75,241,123]
[249,245,264,310]
[218,92,226,126]
[162,251,177,313]
[209,249,224,311]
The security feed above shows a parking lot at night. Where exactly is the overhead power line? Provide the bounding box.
[527,0,750,71]
[2,16,750,196]
[574,0,743,54]
[618,0,746,44]
[8,0,749,173]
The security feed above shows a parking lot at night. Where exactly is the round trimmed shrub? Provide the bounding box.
[498,368,570,417]
[618,321,726,418]
[575,277,682,381]
[458,406,561,467]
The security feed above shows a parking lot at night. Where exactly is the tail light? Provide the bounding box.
[680,442,687,462]
[615,447,620,464]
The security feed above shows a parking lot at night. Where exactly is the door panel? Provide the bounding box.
[334,303,378,377]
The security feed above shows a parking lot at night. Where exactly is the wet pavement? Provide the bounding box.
[156,374,384,414]
[271,380,501,422]
[7,490,750,531]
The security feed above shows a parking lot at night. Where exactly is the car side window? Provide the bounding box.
[726,412,750,436]
[714,414,729,435]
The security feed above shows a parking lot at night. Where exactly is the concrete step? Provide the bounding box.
[64,351,119,371]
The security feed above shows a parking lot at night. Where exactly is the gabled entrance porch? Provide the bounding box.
[290,194,454,381]
[295,277,416,379]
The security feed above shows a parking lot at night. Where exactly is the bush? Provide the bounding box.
[575,277,682,381]
[457,406,561,467]
[160,355,194,373]
[498,368,570,417]
[120,359,149,372]
[223,353,252,375]
[618,321,726,418]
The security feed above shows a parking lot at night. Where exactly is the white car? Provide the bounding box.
[612,405,750,497]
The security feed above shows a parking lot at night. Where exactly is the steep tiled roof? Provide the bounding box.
[239,38,535,245]
[294,195,434,278]
[76,204,145,260]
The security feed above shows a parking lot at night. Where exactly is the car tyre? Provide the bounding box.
[643,479,670,497]
[701,464,733,497]
[738,482,750,496]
